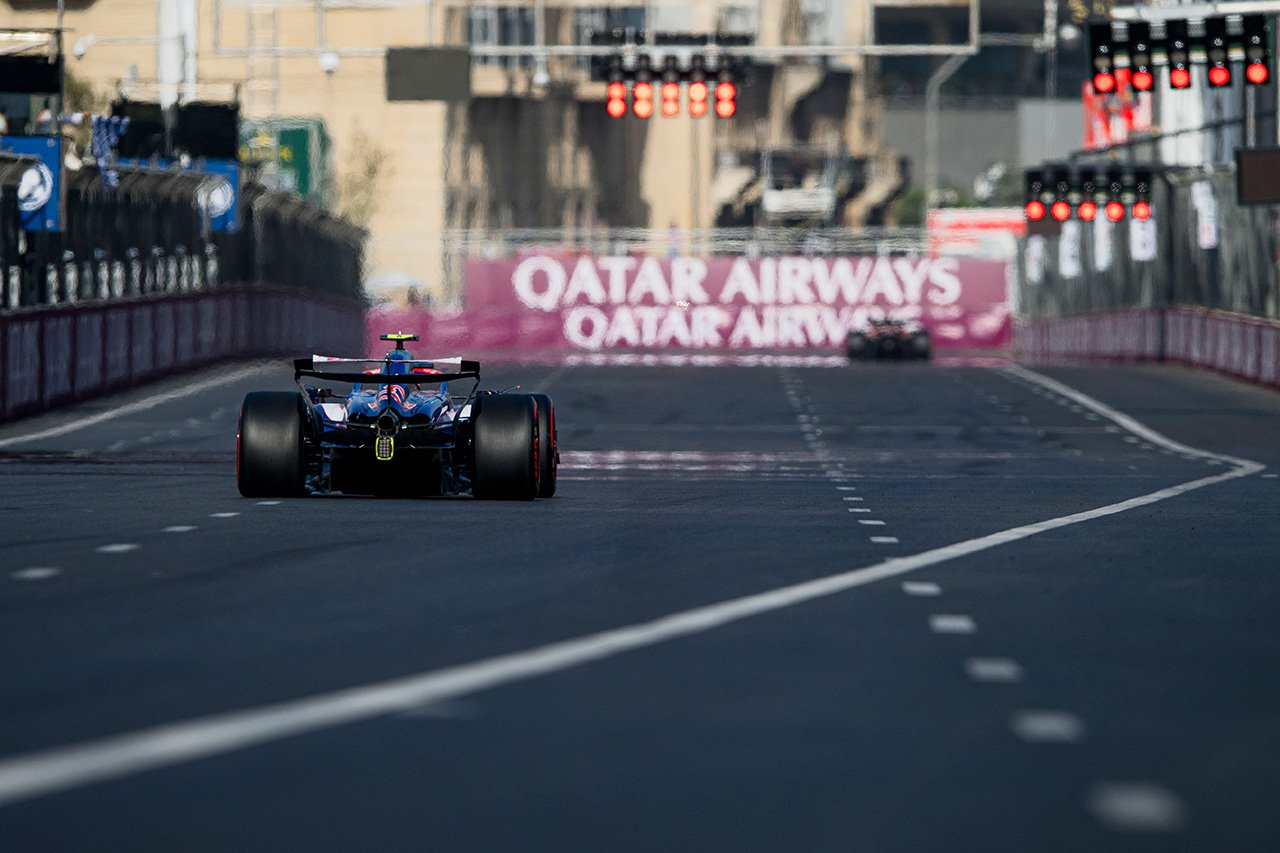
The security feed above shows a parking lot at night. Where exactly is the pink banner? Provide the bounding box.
[372,255,1011,354]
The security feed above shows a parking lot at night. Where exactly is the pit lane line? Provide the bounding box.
[0,364,270,449]
[0,368,1266,808]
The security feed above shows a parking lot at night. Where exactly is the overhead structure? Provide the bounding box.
[1025,165,1154,223]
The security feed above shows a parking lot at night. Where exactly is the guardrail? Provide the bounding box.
[1014,307,1280,390]
[0,288,364,423]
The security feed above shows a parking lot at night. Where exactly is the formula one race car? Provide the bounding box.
[236,333,557,500]
[845,317,931,361]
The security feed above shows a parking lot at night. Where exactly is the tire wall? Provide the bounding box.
[0,288,364,423]
[1014,307,1280,390]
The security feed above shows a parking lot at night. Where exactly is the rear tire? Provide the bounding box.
[237,392,307,498]
[846,332,870,361]
[529,393,558,498]
[473,394,539,500]
[910,331,932,360]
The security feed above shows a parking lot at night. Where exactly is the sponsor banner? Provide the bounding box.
[388,255,1010,353]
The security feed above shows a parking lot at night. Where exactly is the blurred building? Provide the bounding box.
[2,0,1054,303]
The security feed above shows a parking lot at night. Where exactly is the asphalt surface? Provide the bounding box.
[0,356,1278,850]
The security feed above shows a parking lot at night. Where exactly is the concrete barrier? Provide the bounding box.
[0,289,364,423]
[1015,308,1280,391]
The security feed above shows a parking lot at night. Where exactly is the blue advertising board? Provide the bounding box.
[117,156,241,233]
[0,135,62,232]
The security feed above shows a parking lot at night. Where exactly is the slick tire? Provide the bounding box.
[846,333,870,361]
[237,391,307,498]
[473,394,539,500]
[528,393,558,498]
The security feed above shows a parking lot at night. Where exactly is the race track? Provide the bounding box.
[1,358,1278,850]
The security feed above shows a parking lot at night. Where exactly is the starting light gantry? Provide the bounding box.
[1025,165,1155,223]
[591,29,751,119]
[1089,13,1271,91]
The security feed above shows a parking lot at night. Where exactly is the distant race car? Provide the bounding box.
[236,333,557,500]
[845,317,931,361]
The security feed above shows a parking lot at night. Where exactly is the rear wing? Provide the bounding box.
[293,357,481,385]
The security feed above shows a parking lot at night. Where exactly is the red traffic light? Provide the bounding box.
[1247,63,1270,85]
[633,81,653,100]
[661,98,679,117]
[1050,201,1071,222]
[606,82,626,100]
[1131,70,1154,92]
[715,98,736,118]
[606,97,627,118]
[1208,65,1231,87]
[1025,200,1046,221]
[1105,201,1125,222]
[689,100,708,118]
[715,81,737,101]
[1077,201,1098,221]
[633,98,654,119]
[1170,67,1192,89]
[688,81,709,102]
[1132,201,1152,221]
[1093,72,1116,94]
[660,82,680,101]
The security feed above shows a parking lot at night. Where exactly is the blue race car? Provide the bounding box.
[236,333,557,499]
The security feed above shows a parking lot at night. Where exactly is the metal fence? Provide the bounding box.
[0,158,366,310]
[1017,165,1279,321]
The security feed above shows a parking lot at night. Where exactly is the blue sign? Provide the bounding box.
[0,135,62,232]
[118,156,241,233]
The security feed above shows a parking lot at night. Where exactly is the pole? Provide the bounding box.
[924,53,970,220]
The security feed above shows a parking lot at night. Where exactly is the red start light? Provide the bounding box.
[1131,70,1154,92]
[689,100,708,118]
[1050,200,1071,222]
[1208,65,1231,87]
[1132,201,1152,221]
[688,81,709,102]
[1025,200,1046,221]
[1105,201,1126,222]
[633,98,654,119]
[661,82,680,101]
[606,98,627,118]
[1077,201,1098,221]
[1093,72,1117,94]
[715,98,736,118]
[1247,63,1270,85]
[715,81,737,101]
[1170,67,1192,89]
[660,98,680,117]
[606,82,626,100]
[633,81,653,100]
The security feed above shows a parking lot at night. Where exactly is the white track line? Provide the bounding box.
[0,369,1265,808]
[0,364,268,449]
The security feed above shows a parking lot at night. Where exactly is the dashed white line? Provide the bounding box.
[162,526,197,533]
[95,544,139,554]
[901,581,941,596]
[11,567,60,581]
[847,508,872,513]
[1011,710,1084,743]
[869,536,900,544]
[858,519,886,526]
[841,496,864,501]
[836,486,858,491]
[930,614,976,634]
[1262,473,1278,479]
[965,657,1022,682]
[1087,783,1187,832]
[256,500,282,506]
[209,512,241,519]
